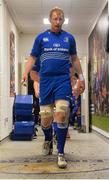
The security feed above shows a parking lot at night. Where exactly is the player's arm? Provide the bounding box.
[30,70,40,82]
[33,81,40,98]
[69,65,75,77]
[71,55,85,93]
[22,56,36,83]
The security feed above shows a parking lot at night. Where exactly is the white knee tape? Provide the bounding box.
[40,105,53,118]
[55,100,69,112]
[55,100,70,124]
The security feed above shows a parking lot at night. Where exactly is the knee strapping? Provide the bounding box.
[55,100,69,113]
[40,106,53,128]
[40,106,53,119]
[55,100,70,123]
[40,110,52,119]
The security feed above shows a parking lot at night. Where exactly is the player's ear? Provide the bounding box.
[49,17,51,23]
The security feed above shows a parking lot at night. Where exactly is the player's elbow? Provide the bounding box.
[30,71,37,81]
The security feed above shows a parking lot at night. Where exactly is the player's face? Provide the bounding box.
[50,11,64,33]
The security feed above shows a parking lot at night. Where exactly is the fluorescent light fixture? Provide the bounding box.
[43,18,69,25]
[43,18,50,24]
[98,16,108,29]
[64,18,69,24]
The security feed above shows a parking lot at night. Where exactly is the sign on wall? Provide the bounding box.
[10,31,15,97]
[88,3,109,132]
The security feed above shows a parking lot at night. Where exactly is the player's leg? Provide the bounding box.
[54,100,70,168]
[40,105,53,155]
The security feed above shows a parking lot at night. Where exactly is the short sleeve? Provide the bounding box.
[69,35,77,55]
[30,35,42,57]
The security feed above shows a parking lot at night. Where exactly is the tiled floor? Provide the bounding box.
[0,126,109,179]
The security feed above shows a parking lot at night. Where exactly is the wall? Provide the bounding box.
[19,34,36,94]
[0,0,2,139]
[88,1,109,135]
[75,34,89,132]
[0,0,19,140]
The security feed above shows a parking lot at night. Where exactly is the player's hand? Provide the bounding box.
[79,80,85,94]
[21,73,28,86]
[72,88,79,97]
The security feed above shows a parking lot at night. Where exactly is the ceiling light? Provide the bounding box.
[43,18,50,25]
[64,18,69,24]
[43,18,69,25]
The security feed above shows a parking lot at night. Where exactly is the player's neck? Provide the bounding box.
[50,29,62,34]
[50,27,62,34]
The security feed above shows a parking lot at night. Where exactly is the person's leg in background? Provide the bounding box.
[76,95,82,131]
[40,105,53,155]
[76,107,82,131]
[69,95,77,129]
[54,100,70,168]
[33,96,40,124]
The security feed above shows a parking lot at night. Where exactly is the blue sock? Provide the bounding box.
[52,122,57,136]
[56,123,68,154]
[42,126,53,141]
[77,114,81,127]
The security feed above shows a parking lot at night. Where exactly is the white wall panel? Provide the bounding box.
[0,0,19,140]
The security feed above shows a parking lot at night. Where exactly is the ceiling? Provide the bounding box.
[4,0,107,35]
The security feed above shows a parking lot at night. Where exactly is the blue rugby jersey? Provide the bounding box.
[30,29,77,76]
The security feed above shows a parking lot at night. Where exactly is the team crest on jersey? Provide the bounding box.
[53,43,60,47]
[43,37,49,42]
[64,37,69,42]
